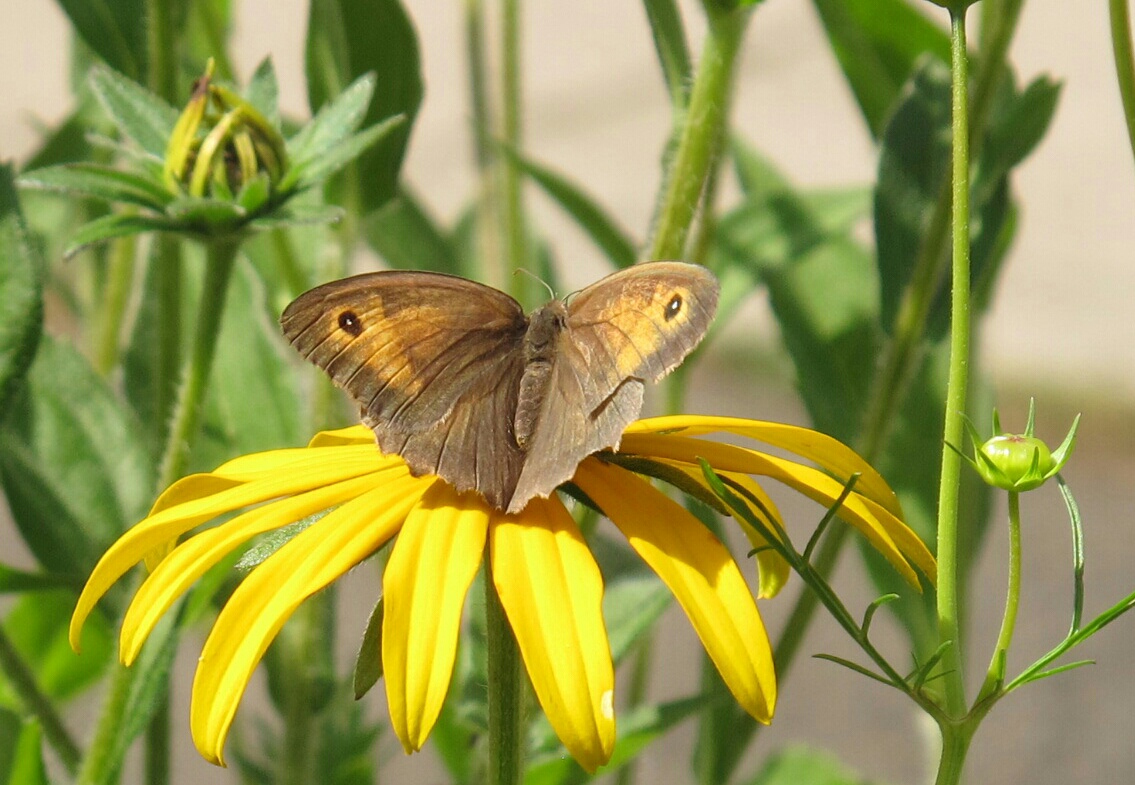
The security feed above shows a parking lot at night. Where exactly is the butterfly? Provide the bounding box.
[281,261,719,513]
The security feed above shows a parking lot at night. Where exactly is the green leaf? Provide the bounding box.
[288,74,377,166]
[643,0,692,107]
[56,0,148,80]
[352,597,384,699]
[979,75,1062,189]
[0,565,80,594]
[88,66,179,158]
[165,196,247,226]
[0,166,44,415]
[745,746,875,785]
[0,336,155,577]
[247,204,345,230]
[245,57,282,130]
[501,146,637,268]
[286,115,407,195]
[525,695,708,785]
[714,154,878,442]
[20,163,173,211]
[305,0,423,210]
[603,576,673,664]
[65,213,175,257]
[0,709,49,785]
[364,188,459,274]
[810,0,950,136]
[2,591,113,701]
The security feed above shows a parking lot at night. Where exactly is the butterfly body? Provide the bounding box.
[281,261,719,513]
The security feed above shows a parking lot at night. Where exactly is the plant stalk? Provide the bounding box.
[647,7,748,261]
[484,549,524,785]
[935,5,975,720]
[156,237,240,489]
[978,491,1021,700]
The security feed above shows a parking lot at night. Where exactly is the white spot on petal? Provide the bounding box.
[600,689,614,720]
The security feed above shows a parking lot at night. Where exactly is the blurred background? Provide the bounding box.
[2,1,1133,782]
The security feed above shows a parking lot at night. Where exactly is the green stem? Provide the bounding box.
[978,491,1021,700]
[153,236,183,453]
[647,7,748,261]
[1110,0,1135,166]
[465,0,504,289]
[93,235,136,375]
[146,0,179,102]
[935,7,974,719]
[272,229,310,296]
[144,694,171,785]
[501,0,533,304]
[157,237,240,489]
[0,626,81,774]
[934,721,975,785]
[484,550,524,785]
[76,658,134,785]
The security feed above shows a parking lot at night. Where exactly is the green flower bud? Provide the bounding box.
[956,400,1080,494]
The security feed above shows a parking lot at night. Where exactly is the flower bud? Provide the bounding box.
[958,400,1079,494]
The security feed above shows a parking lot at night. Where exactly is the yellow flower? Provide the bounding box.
[69,415,933,772]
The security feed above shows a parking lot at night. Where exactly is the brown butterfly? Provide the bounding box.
[280,261,719,513]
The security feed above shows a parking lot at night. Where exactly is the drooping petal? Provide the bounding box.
[620,434,924,587]
[191,470,433,765]
[624,415,901,516]
[69,449,398,650]
[574,459,776,723]
[383,482,489,753]
[490,497,615,772]
[121,472,394,664]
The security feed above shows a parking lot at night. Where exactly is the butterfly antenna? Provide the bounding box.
[514,268,556,301]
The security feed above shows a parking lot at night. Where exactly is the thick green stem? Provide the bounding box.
[1110,0,1135,167]
[647,8,748,261]
[484,551,524,785]
[978,491,1021,700]
[156,238,240,489]
[0,626,81,774]
[146,0,179,102]
[934,721,975,785]
[93,235,136,375]
[153,236,184,450]
[76,657,134,785]
[144,694,171,785]
[935,8,974,719]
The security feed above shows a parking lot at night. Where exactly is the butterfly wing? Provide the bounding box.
[507,262,719,512]
[281,270,529,509]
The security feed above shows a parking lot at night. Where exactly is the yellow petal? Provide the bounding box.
[211,443,389,480]
[69,449,396,651]
[574,459,776,723]
[620,434,922,587]
[383,482,489,753]
[490,496,615,772]
[624,416,902,516]
[191,470,432,765]
[121,472,392,664]
[307,425,375,447]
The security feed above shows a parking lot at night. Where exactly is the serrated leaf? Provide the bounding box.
[65,212,175,257]
[0,336,154,577]
[20,163,172,210]
[0,166,44,415]
[56,0,148,80]
[501,145,637,268]
[305,0,423,210]
[643,0,692,108]
[88,66,179,158]
[364,188,459,273]
[810,0,949,136]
